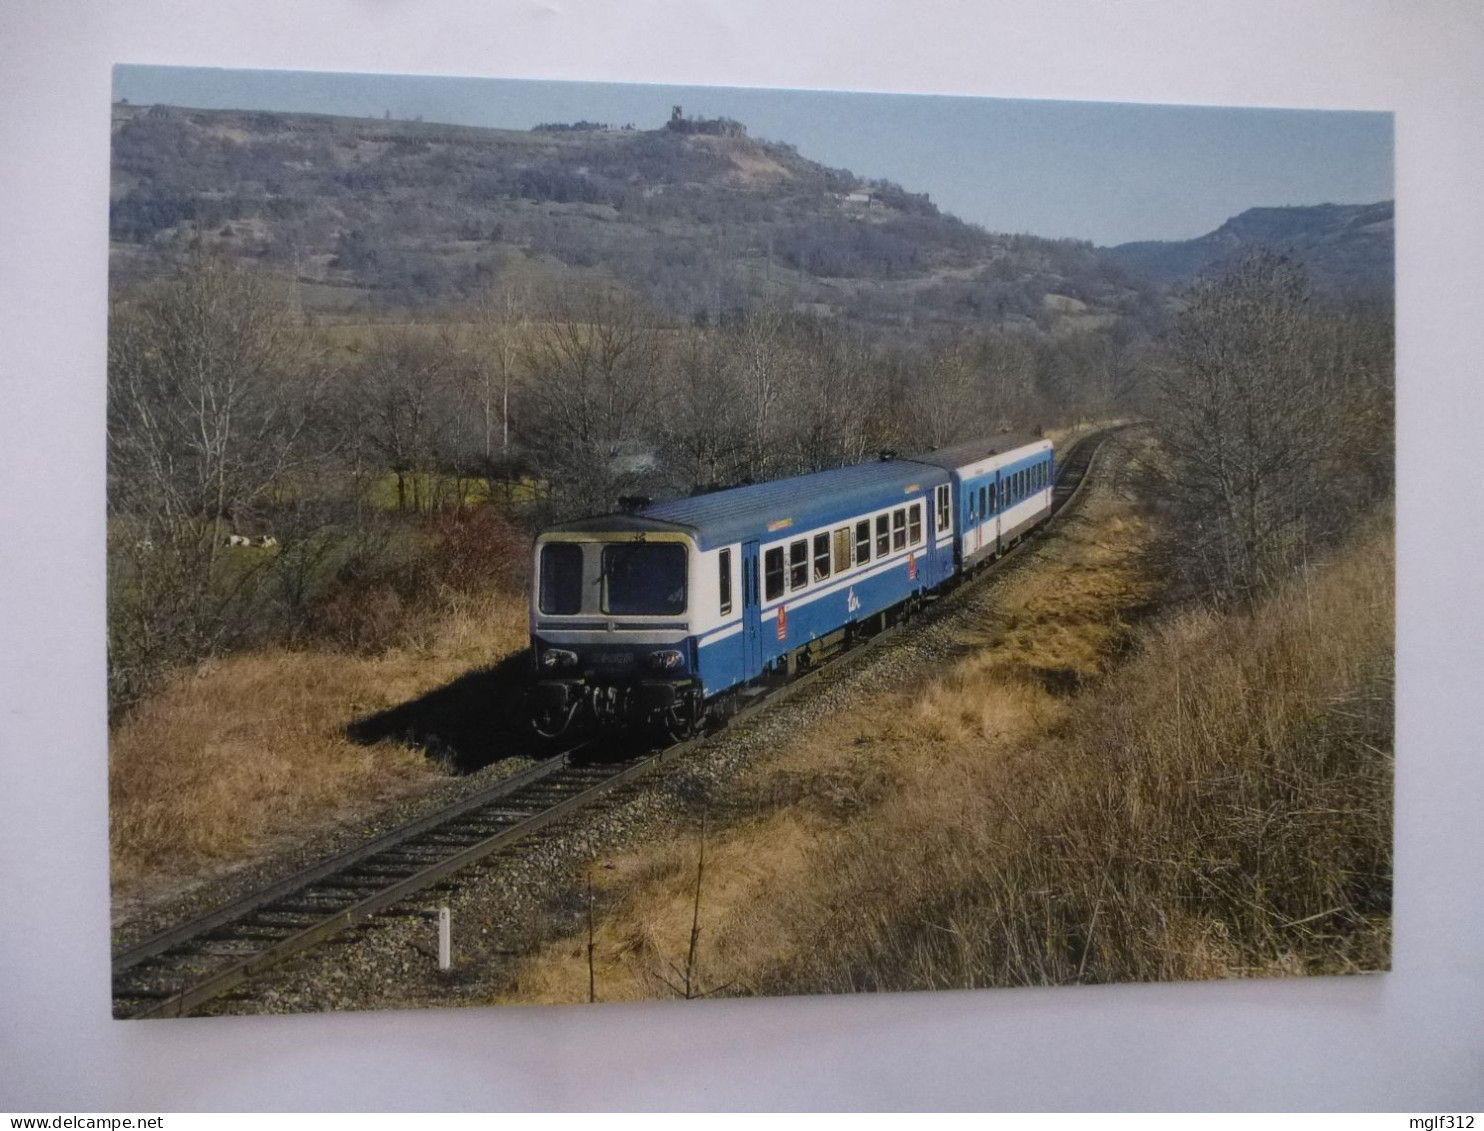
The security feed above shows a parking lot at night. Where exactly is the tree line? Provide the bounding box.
[106,249,1393,718]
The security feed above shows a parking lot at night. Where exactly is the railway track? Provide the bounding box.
[111,423,1128,1019]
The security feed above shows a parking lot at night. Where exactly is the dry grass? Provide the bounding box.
[500,497,1393,1004]
[109,588,528,904]
[789,516,1395,992]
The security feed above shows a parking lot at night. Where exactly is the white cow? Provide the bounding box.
[224,533,251,548]
[256,535,279,549]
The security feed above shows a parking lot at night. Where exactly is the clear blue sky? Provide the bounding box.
[113,65,1393,247]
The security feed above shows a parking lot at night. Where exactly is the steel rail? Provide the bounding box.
[111,740,598,977]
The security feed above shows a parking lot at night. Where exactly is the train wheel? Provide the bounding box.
[706,694,738,731]
[660,704,698,742]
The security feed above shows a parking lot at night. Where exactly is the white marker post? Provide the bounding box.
[438,906,451,971]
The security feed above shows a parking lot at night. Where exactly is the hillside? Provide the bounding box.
[1106,201,1394,301]
[108,102,1154,334]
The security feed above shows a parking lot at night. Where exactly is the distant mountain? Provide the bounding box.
[108,103,1157,335]
[1106,201,1394,301]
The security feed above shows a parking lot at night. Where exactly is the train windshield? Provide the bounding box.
[539,542,584,615]
[601,542,687,616]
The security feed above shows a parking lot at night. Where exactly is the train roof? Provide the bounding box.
[643,459,950,549]
[914,432,1050,473]
[545,458,948,551]
[539,433,1050,551]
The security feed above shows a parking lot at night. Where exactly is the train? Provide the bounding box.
[527,433,1055,739]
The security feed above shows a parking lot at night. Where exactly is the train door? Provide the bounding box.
[741,540,762,677]
[994,471,1004,553]
[977,483,987,555]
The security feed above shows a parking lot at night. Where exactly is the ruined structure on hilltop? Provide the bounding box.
[666,104,748,138]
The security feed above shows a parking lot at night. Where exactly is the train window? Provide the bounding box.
[833,527,853,573]
[979,485,987,517]
[789,539,809,591]
[718,548,733,616]
[813,532,831,582]
[855,519,872,564]
[892,508,907,551]
[936,484,951,532]
[764,547,785,601]
[876,513,890,557]
[539,542,584,615]
[602,543,687,616]
[968,492,976,522]
[909,502,923,545]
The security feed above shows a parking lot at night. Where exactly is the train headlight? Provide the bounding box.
[540,648,579,670]
[649,649,685,671]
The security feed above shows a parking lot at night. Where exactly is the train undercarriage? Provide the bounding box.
[528,676,715,743]
[527,598,923,746]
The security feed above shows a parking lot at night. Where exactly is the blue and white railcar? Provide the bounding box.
[529,457,956,736]
[915,434,1055,570]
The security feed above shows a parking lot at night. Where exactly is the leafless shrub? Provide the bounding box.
[1144,252,1392,601]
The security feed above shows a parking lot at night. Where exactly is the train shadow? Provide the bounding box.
[345,649,539,774]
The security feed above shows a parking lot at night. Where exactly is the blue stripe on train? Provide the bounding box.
[696,543,951,696]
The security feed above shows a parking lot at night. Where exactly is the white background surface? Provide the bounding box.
[2,0,1481,1112]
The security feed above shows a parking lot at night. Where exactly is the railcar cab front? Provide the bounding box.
[529,518,703,739]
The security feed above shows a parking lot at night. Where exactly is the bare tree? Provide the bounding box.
[1149,252,1370,600]
[655,329,750,491]
[354,331,463,512]
[779,317,880,471]
[914,336,981,449]
[518,283,662,514]
[472,283,530,466]
[108,255,316,542]
[971,331,1038,431]
[106,254,322,714]
[731,303,790,481]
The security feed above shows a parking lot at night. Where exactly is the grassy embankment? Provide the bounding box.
[503,494,1392,1002]
[109,551,531,907]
